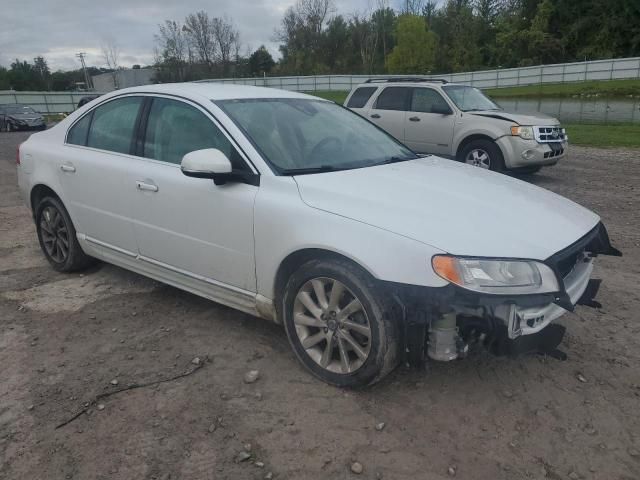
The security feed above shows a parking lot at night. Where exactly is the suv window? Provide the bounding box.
[411,88,451,114]
[86,97,143,154]
[346,87,377,108]
[67,111,93,146]
[143,97,246,169]
[375,87,410,111]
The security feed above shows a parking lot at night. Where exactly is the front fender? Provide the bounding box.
[254,176,448,301]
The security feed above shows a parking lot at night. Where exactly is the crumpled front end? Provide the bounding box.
[391,222,621,364]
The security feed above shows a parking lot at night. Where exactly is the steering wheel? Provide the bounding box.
[309,136,342,159]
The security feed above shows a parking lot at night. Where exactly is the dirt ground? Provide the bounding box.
[1,129,639,480]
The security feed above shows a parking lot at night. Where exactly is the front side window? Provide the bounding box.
[374,87,410,111]
[346,87,378,108]
[86,97,143,154]
[217,98,416,174]
[442,85,500,112]
[143,97,246,169]
[411,88,451,114]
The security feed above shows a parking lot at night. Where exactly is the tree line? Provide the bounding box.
[1,0,639,91]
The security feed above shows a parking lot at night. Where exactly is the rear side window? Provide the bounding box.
[87,97,143,154]
[346,87,377,108]
[411,88,450,113]
[143,97,246,169]
[375,87,410,111]
[67,111,93,146]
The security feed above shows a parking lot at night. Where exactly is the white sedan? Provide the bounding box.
[16,83,620,386]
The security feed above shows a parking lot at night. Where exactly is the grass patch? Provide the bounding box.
[485,78,640,99]
[310,90,349,104]
[565,123,640,148]
[44,113,67,122]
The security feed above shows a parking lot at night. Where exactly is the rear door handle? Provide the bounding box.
[409,116,421,122]
[136,181,158,192]
[60,163,76,173]
[370,114,381,119]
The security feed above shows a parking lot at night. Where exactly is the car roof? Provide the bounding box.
[112,82,324,102]
[354,81,464,89]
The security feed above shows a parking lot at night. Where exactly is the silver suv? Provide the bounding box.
[344,78,568,173]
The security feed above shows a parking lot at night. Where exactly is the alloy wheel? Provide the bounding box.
[465,148,491,169]
[293,277,371,374]
[40,205,70,263]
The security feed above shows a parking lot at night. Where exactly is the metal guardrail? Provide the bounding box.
[0,91,106,115]
[199,57,640,92]
[1,57,639,120]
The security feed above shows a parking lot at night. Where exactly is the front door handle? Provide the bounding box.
[136,181,158,192]
[370,113,381,119]
[60,163,76,173]
[409,116,421,122]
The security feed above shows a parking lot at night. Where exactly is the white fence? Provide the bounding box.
[200,57,640,91]
[0,91,105,114]
[2,57,639,116]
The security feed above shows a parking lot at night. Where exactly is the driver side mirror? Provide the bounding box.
[432,104,453,115]
[181,148,232,179]
[181,148,260,186]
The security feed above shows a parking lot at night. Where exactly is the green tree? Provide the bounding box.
[386,15,437,74]
[248,46,275,76]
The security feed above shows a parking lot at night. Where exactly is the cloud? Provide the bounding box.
[0,0,386,71]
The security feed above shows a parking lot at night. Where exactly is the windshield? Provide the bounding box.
[5,105,38,114]
[216,98,417,174]
[442,85,500,112]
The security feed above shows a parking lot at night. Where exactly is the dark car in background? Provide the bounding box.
[77,95,101,109]
[0,104,46,132]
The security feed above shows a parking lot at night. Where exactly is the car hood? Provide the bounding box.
[471,109,559,126]
[293,157,600,260]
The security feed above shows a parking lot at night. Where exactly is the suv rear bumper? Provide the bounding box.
[497,135,568,169]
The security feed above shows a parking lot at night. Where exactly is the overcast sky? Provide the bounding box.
[0,0,408,71]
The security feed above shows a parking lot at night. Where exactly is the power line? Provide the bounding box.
[75,53,93,91]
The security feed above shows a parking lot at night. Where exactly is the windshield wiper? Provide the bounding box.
[378,155,417,165]
[280,165,342,176]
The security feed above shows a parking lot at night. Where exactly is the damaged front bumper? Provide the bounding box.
[392,222,621,363]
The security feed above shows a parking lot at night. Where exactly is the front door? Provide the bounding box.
[127,96,258,292]
[403,87,456,156]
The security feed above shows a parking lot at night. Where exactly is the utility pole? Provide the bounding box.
[75,53,93,91]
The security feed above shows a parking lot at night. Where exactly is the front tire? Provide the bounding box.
[35,196,93,272]
[282,259,400,387]
[458,139,505,172]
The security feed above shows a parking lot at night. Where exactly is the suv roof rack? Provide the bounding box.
[364,77,448,84]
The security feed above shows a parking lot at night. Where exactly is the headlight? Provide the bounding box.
[432,255,559,295]
[510,125,534,140]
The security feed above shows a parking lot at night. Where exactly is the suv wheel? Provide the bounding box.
[282,259,399,387]
[459,139,505,172]
[35,196,94,272]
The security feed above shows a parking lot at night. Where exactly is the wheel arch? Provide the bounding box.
[30,183,62,216]
[273,248,376,319]
[455,133,505,161]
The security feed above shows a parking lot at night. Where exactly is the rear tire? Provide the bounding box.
[282,258,400,387]
[458,139,505,172]
[35,196,94,272]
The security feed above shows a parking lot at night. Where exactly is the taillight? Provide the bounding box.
[16,144,21,165]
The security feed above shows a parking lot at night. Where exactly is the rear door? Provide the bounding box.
[345,86,378,117]
[403,87,456,156]
[61,96,143,255]
[366,86,411,143]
